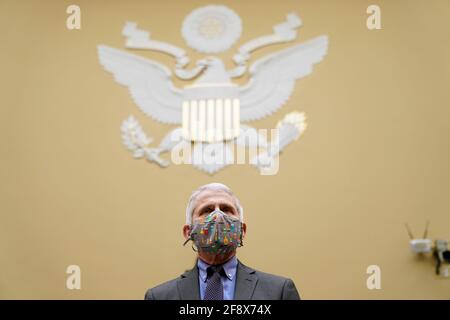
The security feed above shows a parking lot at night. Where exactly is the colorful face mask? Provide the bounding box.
[183,209,243,256]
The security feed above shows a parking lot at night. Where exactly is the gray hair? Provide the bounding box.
[185,183,244,225]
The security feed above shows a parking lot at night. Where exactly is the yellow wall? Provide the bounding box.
[1,0,449,299]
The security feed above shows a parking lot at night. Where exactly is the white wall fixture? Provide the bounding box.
[97,5,329,174]
[405,222,450,278]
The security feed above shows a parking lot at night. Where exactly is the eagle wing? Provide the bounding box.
[97,45,183,124]
[239,35,328,122]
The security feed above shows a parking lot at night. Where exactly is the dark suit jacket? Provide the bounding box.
[145,260,300,300]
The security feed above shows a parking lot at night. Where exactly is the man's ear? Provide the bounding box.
[241,223,247,239]
[183,224,191,240]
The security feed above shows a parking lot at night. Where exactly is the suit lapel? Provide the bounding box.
[234,260,258,300]
[177,265,201,300]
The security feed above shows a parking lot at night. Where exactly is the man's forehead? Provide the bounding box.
[195,189,235,205]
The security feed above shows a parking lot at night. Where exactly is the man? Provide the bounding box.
[145,183,300,300]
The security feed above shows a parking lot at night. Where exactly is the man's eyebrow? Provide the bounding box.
[220,203,234,209]
[196,203,215,212]
[195,199,236,213]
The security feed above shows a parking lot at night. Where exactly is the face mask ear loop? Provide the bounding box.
[183,235,198,252]
[238,222,244,247]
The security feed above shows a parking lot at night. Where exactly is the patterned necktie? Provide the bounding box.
[203,265,224,300]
